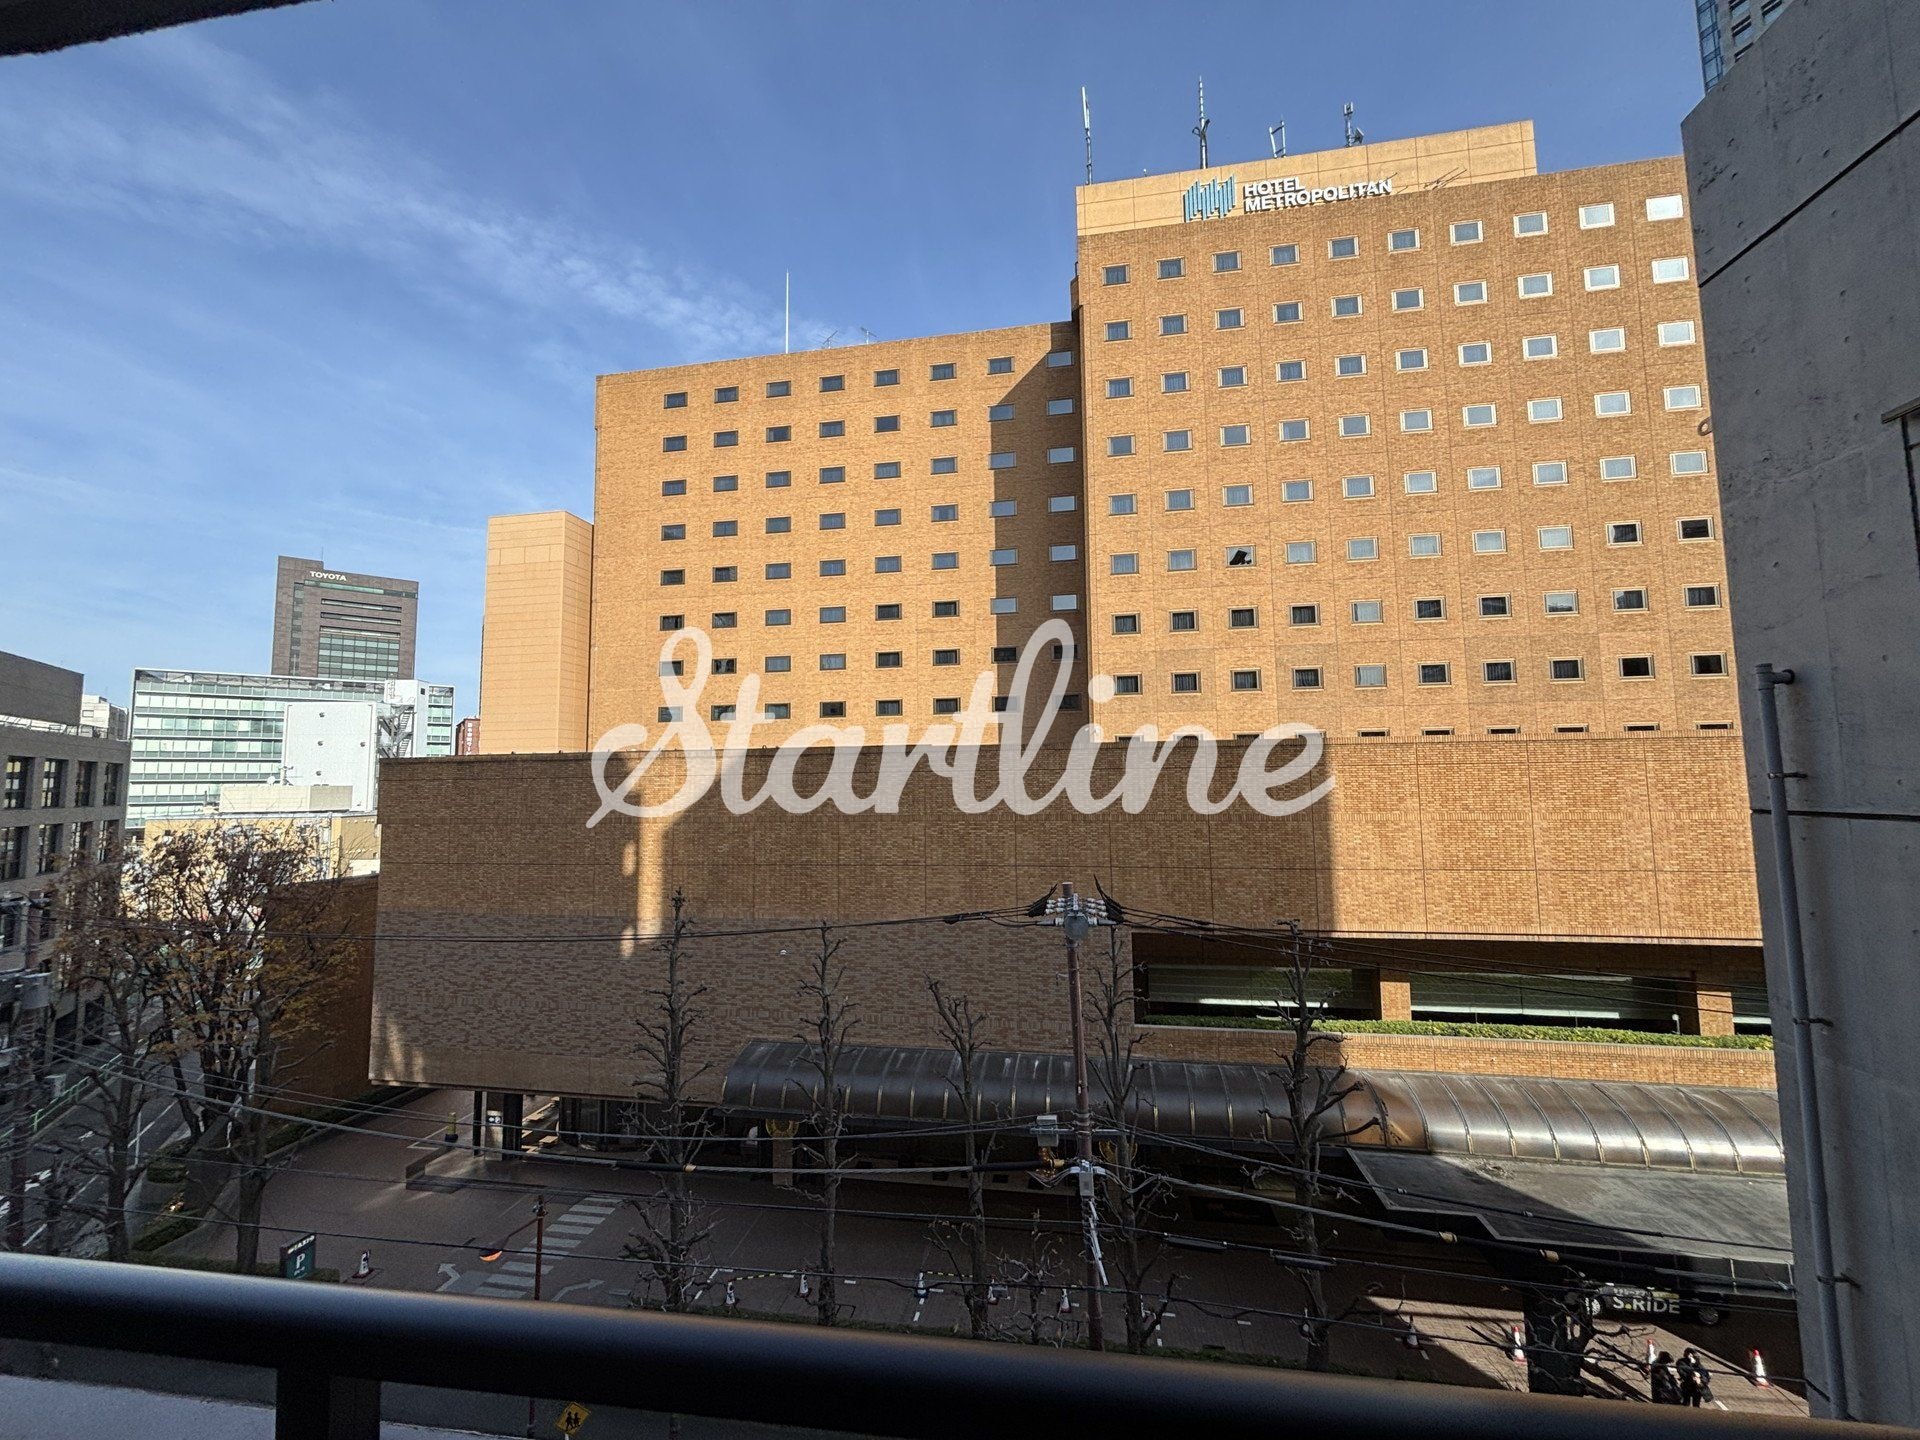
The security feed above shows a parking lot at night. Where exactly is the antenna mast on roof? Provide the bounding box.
[784,271,790,355]
[1343,101,1364,147]
[1081,86,1094,185]
[1193,77,1211,168]
[1268,120,1286,159]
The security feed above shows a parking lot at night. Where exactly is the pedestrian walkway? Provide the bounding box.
[437,1194,624,1301]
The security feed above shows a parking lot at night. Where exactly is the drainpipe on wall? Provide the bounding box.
[1754,662,1851,1419]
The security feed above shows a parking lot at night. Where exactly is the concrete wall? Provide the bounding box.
[477,512,594,754]
[0,652,83,726]
[1683,0,1920,1419]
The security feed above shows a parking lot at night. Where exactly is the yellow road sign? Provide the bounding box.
[555,1400,591,1436]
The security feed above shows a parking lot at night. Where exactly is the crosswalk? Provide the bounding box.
[439,1193,623,1300]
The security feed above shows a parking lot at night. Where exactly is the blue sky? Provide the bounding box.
[0,0,1707,711]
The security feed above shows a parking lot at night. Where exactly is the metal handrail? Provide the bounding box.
[0,1253,1906,1440]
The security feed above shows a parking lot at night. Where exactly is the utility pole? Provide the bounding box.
[3,895,51,1253]
[1045,882,1111,1351]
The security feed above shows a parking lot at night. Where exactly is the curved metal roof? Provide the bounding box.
[720,1039,1783,1176]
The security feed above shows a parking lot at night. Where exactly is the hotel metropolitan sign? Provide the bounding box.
[1183,172,1394,223]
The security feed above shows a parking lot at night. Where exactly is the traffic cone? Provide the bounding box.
[1058,1287,1073,1315]
[1404,1323,1423,1352]
[1751,1349,1770,1388]
[723,1280,737,1310]
[1510,1325,1526,1364]
[797,1272,810,1299]
[353,1250,371,1280]
[1647,1338,1659,1369]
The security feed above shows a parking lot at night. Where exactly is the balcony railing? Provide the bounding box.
[0,1253,1902,1440]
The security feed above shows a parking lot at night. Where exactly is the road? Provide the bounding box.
[143,1088,1807,1425]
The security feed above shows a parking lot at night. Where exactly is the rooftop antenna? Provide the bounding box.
[858,327,879,344]
[1080,86,1093,185]
[1193,76,1211,168]
[783,271,790,355]
[1343,101,1364,147]
[816,328,839,349]
[1268,120,1286,159]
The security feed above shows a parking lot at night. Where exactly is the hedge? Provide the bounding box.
[1142,1014,1772,1050]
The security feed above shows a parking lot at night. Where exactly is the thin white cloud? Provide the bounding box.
[0,30,786,360]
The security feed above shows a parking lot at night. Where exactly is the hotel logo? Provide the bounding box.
[1182,173,1236,224]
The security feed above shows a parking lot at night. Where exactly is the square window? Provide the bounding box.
[1533,460,1568,485]
[1329,235,1359,259]
[1106,320,1131,341]
[1108,435,1135,457]
[1347,537,1379,561]
[1223,483,1254,506]
[1404,470,1437,494]
[1165,488,1194,511]
[1614,587,1648,611]
[1408,532,1442,558]
[1216,308,1244,330]
[1336,353,1366,378]
[1397,348,1428,372]
[1339,414,1371,438]
[1231,607,1260,628]
[1523,334,1558,360]
[1529,397,1564,423]
[1171,672,1201,694]
[1169,610,1199,632]
[1231,669,1261,692]
[1274,301,1304,324]
[1472,529,1507,554]
[1401,409,1434,432]
[1479,595,1511,617]
[1220,424,1251,447]
[1162,431,1191,453]
[1620,656,1655,679]
[1279,419,1310,442]
[1287,604,1315,626]
[1414,597,1445,620]
[1514,211,1549,236]
[1389,227,1420,252]
[1160,314,1188,336]
[1646,194,1685,221]
[1109,494,1137,516]
[1106,377,1133,399]
[1418,663,1451,686]
[1463,403,1497,428]
[1112,675,1142,695]
[1601,455,1638,480]
[1538,525,1574,550]
[1270,243,1299,266]
[1213,250,1241,272]
[1167,549,1197,571]
[1483,660,1516,683]
[1102,264,1129,285]
[1285,540,1318,564]
[1454,280,1487,305]
[1332,295,1362,317]
[1658,320,1698,347]
[1160,370,1190,396]
[1518,272,1553,298]
[1113,613,1141,634]
[1665,385,1703,410]
[1450,219,1483,244]
[1579,202,1616,229]
[1352,599,1384,623]
[1590,327,1627,353]
[1608,521,1642,545]
[1282,479,1313,502]
[1467,465,1502,489]
[1276,359,1307,382]
[1392,288,1423,311]
[1354,664,1388,689]
[1691,652,1728,676]
[1550,658,1584,681]
[1218,365,1248,388]
[1584,264,1622,290]
[1157,257,1184,279]
[1342,474,1375,499]
[1672,451,1710,476]
[1459,341,1492,366]
[1594,391,1632,416]
[1293,667,1323,689]
[1652,256,1690,283]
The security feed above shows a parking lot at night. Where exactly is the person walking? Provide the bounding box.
[1679,1348,1715,1407]
[1650,1350,1681,1404]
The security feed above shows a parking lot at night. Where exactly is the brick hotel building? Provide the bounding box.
[373,123,1766,1113]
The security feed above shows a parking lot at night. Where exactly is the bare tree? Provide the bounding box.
[989,1210,1072,1347]
[927,979,993,1340]
[795,923,856,1327]
[1084,924,1179,1353]
[131,825,355,1271]
[40,855,167,1261]
[624,889,716,1315]
[1260,922,1380,1371]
